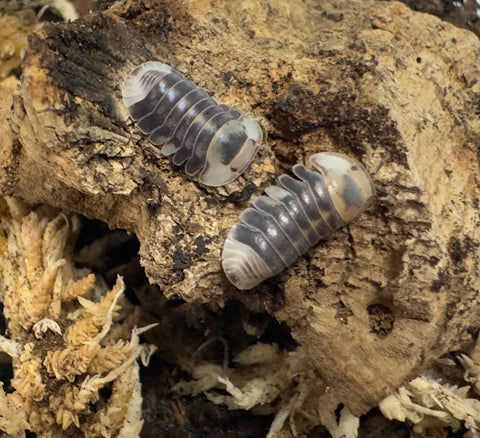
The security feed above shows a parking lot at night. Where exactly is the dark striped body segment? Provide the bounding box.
[122,61,262,186]
[222,152,376,290]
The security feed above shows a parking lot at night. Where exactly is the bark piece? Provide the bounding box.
[0,0,478,414]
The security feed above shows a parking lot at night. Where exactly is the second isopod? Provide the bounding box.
[222,152,376,290]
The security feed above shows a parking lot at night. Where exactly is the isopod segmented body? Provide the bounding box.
[222,152,375,290]
[122,61,262,186]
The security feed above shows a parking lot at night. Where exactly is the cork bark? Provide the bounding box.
[0,0,478,415]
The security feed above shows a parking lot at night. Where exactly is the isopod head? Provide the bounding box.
[121,62,173,110]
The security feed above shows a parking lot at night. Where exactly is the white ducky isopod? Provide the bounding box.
[222,152,376,290]
[122,61,262,186]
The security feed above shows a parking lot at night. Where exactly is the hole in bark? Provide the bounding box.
[367,303,394,338]
[334,403,344,422]
[74,218,140,277]
[0,362,14,393]
[334,300,353,324]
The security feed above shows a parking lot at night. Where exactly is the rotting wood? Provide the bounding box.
[0,0,479,415]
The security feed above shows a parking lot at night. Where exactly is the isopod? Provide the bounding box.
[221,152,375,290]
[122,61,262,186]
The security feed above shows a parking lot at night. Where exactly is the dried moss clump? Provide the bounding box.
[0,198,156,438]
[174,339,480,438]
[173,343,360,438]
[0,14,39,79]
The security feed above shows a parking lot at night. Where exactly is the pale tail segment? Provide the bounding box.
[122,61,263,186]
[222,152,376,290]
